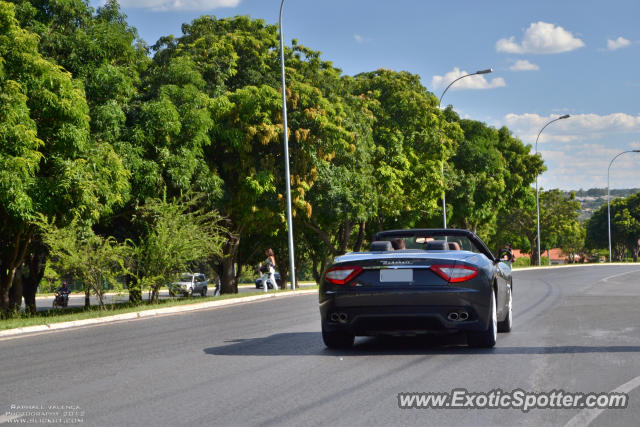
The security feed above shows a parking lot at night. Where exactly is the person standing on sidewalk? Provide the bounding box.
[259,248,278,292]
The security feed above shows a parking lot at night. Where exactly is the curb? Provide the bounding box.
[513,262,639,272]
[1,289,318,339]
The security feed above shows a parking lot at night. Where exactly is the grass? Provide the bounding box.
[2,285,318,331]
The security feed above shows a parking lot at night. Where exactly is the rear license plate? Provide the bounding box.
[380,269,413,282]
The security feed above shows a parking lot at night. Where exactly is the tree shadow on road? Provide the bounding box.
[204,332,640,357]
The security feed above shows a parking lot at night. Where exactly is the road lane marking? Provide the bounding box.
[564,375,640,427]
[600,269,640,283]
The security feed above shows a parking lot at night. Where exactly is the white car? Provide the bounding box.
[170,273,208,297]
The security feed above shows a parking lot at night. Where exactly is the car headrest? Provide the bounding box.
[370,241,393,251]
[448,242,461,250]
[426,240,447,250]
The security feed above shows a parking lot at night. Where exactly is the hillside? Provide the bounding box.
[563,188,640,221]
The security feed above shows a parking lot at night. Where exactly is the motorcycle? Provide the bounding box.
[53,289,70,308]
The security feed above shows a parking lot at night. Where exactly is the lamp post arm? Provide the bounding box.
[439,75,468,105]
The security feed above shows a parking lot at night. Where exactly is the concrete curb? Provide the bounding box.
[513,262,639,272]
[1,289,318,339]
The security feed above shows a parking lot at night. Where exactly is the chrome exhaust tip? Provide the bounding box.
[447,312,459,321]
[330,312,340,322]
[338,313,348,323]
[459,311,469,321]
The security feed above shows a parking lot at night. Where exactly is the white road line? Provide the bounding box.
[600,269,640,282]
[564,375,640,427]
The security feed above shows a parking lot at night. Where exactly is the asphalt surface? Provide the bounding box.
[1,265,639,426]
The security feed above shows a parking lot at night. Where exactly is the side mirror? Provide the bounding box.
[497,248,514,263]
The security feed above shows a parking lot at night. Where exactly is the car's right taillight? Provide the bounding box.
[325,266,363,285]
[430,264,478,283]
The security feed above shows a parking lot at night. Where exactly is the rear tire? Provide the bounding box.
[322,325,355,349]
[201,287,207,297]
[467,291,497,348]
[498,285,512,333]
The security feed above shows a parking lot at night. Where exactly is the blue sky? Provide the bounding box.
[91,0,640,190]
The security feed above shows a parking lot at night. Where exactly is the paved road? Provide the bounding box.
[1,265,639,426]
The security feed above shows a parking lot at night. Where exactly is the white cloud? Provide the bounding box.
[537,143,640,189]
[504,113,640,145]
[118,0,240,11]
[431,67,506,92]
[607,36,631,51]
[496,22,584,54]
[503,113,640,189]
[509,59,539,71]
[354,34,364,43]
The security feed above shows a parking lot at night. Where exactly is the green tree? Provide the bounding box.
[129,193,227,302]
[41,219,129,309]
[352,70,461,230]
[442,109,544,245]
[6,0,143,310]
[0,2,128,314]
[557,221,586,263]
[501,189,581,265]
[586,192,640,261]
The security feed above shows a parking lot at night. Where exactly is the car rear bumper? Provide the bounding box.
[319,287,491,335]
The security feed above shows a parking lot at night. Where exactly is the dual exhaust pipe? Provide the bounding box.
[330,312,348,324]
[331,311,468,323]
[447,311,469,322]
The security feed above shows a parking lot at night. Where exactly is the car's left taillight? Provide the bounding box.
[430,264,478,283]
[325,266,363,285]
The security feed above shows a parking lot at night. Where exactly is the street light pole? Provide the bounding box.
[607,150,640,262]
[535,114,570,266]
[438,68,493,229]
[279,0,296,289]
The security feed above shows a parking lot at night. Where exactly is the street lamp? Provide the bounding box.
[438,68,493,228]
[607,150,640,262]
[535,114,570,266]
[279,0,296,289]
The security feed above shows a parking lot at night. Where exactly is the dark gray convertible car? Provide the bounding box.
[319,229,513,348]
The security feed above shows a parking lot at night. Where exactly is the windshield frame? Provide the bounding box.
[373,229,496,262]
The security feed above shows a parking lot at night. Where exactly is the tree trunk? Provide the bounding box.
[311,256,321,284]
[84,289,90,308]
[8,272,23,313]
[338,220,353,255]
[529,235,539,266]
[0,229,32,315]
[353,221,366,252]
[21,244,48,315]
[220,236,240,294]
[127,275,142,305]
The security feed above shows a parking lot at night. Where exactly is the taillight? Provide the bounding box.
[430,264,478,283]
[325,266,363,285]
